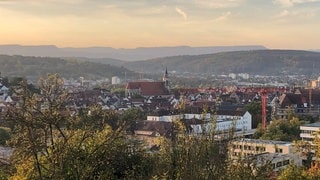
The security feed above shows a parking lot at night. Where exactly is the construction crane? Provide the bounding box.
[307,80,313,113]
[261,89,267,129]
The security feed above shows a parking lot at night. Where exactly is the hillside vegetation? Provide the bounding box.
[123,50,320,75]
[0,55,136,80]
[2,50,320,81]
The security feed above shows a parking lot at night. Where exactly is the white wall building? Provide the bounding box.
[229,139,301,172]
[146,111,252,134]
[111,76,121,85]
[238,73,250,80]
[190,111,252,134]
[228,73,237,79]
[147,114,183,122]
[300,122,320,142]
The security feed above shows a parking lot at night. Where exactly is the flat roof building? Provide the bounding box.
[300,122,320,142]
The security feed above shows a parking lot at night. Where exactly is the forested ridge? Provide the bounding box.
[123,50,320,75]
[0,55,136,80]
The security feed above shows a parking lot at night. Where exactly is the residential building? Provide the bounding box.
[275,89,320,120]
[230,139,295,158]
[300,122,320,142]
[137,110,252,137]
[111,76,121,85]
[229,138,301,172]
[186,110,252,134]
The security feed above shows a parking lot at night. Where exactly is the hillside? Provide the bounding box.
[0,55,136,81]
[123,50,320,75]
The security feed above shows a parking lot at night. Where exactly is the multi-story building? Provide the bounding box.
[145,110,251,133]
[230,139,294,157]
[229,138,301,172]
[300,122,320,142]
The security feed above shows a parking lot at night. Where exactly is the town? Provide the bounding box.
[1,68,320,179]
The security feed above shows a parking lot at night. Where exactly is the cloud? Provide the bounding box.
[273,8,317,23]
[175,7,187,20]
[212,11,231,22]
[277,9,290,17]
[194,0,243,9]
[273,0,320,7]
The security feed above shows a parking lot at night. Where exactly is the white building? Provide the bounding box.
[146,110,252,135]
[111,76,121,85]
[300,122,320,142]
[147,114,183,122]
[189,111,252,134]
[228,73,237,79]
[229,139,301,172]
[238,73,250,80]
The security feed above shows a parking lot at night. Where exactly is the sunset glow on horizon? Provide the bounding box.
[0,0,320,49]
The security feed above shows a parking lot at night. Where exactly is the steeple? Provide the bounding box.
[162,67,169,88]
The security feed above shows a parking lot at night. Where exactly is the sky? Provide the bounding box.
[0,0,319,49]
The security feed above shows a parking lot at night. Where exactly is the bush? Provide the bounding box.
[0,127,11,146]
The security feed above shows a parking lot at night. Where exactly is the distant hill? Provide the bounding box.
[0,55,136,81]
[123,50,320,76]
[64,57,126,67]
[0,44,267,61]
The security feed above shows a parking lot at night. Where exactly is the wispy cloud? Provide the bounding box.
[212,11,232,22]
[194,0,243,9]
[273,0,320,7]
[175,7,187,20]
[273,8,317,23]
[277,9,290,17]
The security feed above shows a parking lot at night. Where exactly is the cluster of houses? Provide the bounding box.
[0,83,13,115]
[2,71,320,174]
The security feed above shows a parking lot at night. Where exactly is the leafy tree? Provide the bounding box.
[246,101,262,129]
[6,74,71,179]
[110,87,125,98]
[119,107,144,134]
[227,157,274,180]
[277,164,309,180]
[6,74,153,179]
[151,117,229,179]
[74,105,120,131]
[254,117,301,141]
[0,127,10,145]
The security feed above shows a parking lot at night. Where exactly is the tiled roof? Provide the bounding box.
[216,109,247,116]
[135,121,172,137]
[279,93,305,107]
[126,81,169,96]
[279,89,320,108]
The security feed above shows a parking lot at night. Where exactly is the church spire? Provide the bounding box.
[162,67,169,88]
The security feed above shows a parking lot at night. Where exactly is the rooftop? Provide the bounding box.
[232,138,292,146]
[301,122,320,128]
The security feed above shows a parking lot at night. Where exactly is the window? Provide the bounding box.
[283,160,290,166]
[276,148,283,153]
[256,146,266,152]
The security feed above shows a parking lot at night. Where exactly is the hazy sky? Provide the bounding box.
[0,0,319,49]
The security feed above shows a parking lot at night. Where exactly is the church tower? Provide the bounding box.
[162,67,169,89]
